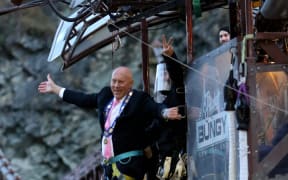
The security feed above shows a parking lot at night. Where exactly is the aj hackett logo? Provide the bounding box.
[196,112,227,149]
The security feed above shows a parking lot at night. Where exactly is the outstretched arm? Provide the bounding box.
[38,74,100,108]
[38,74,62,95]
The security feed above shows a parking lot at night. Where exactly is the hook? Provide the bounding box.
[112,35,122,52]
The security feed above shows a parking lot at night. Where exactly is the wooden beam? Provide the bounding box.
[185,0,193,64]
[141,19,150,93]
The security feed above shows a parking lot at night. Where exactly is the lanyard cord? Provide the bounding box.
[103,90,133,137]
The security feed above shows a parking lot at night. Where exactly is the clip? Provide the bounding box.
[112,35,122,52]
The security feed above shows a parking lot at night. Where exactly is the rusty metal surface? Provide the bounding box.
[257,41,288,64]
[256,134,288,177]
[246,58,258,180]
[248,64,288,179]
[256,32,288,40]
[59,0,227,69]
[246,2,288,173]
[61,10,180,69]
[185,0,193,64]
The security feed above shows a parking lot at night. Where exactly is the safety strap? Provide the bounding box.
[104,150,143,164]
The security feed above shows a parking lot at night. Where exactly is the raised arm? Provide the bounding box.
[162,34,174,57]
[162,35,184,86]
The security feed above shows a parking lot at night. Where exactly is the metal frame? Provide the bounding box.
[240,0,288,179]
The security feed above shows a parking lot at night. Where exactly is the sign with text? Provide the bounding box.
[186,39,238,180]
[196,111,228,149]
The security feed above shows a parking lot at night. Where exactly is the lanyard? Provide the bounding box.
[103,90,133,137]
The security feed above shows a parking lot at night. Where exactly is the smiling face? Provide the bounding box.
[219,30,231,44]
[110,67,133,100]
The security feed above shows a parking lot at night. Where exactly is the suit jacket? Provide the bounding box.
[63,86,166,154]
[62,87,166,178]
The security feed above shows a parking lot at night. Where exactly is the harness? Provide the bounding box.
[102,150,144,180]
[103,150,143,165]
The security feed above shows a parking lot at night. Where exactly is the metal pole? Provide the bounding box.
[186,0,193,65]
[141,18,150,93]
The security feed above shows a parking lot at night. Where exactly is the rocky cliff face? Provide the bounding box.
[0,2,228,179]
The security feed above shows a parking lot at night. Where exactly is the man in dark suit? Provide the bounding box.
[38,66,182,180]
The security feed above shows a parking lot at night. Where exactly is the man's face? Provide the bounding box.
[110,67,133,100]
[219,30,230,44]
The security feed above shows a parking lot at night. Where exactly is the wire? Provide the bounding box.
[47,0,91,22]
[102,14,288,116]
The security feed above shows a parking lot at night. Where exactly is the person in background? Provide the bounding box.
[38,66,182,180]
[219,26,231,44]
[146,35,187,180]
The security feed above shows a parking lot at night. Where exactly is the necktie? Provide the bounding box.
[103,99,120,159]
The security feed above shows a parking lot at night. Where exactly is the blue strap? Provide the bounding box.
[107,150,143,164]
